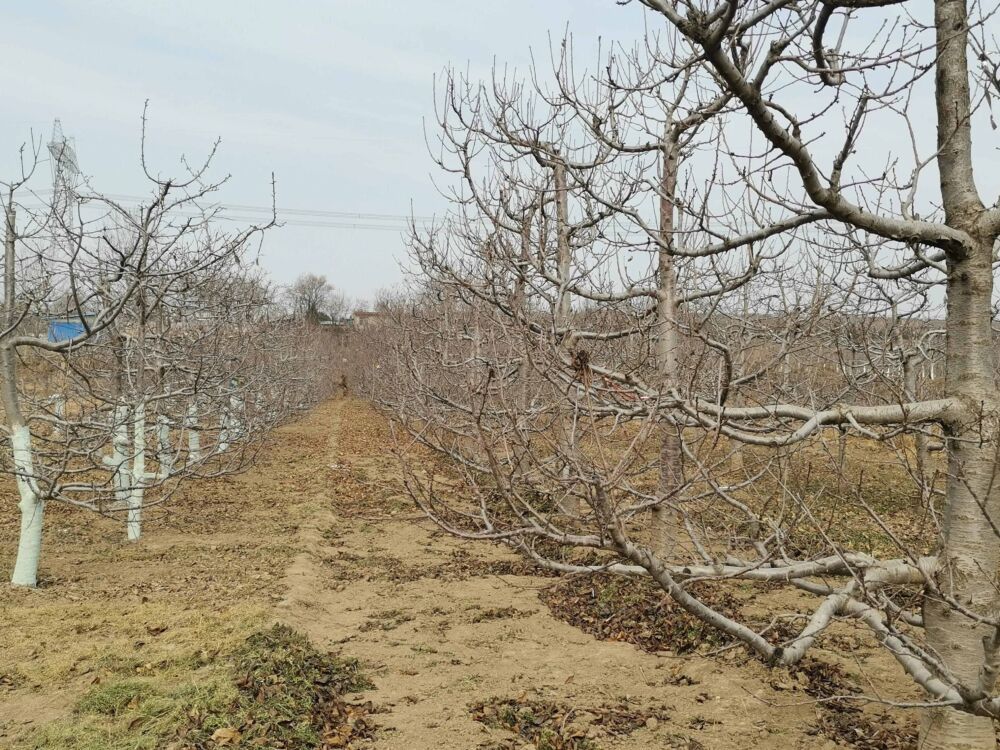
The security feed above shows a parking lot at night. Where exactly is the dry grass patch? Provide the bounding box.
[22,624,375,750]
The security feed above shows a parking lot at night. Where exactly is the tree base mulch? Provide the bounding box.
[470,695,670,749]
[539,573,741,655]
[540,573,919,749]
[796,659,918,750]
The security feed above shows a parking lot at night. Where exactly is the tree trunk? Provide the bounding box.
[921,0,998,743]
[553,157,578,515]
[10,425,43,587]
[157,414,172,479]
[186,404,201,463]
[903,352,932,506]
[126,401,145,542]
[218,405,231,453]
[51,394,65,440]
[110,404,131,506]
[514,205,534,416]
[228,386,244,441]
[922,245,998,749]
[3,205,45,588]
[651,132,685,558]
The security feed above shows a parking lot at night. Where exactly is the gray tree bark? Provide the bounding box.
[651,132,685,558]
[921,1,999,745]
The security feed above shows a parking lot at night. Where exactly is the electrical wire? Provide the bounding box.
[34,188,437,226]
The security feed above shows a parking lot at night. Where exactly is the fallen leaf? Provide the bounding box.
[211,726,242,745]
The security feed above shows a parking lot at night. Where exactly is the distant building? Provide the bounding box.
[353,311,382,329]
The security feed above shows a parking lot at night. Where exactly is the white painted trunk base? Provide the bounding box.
[10,425,43,587]
[156,414,172,479]
[126,403,146,542]
[112,405,131,505]
[186,405,201,462]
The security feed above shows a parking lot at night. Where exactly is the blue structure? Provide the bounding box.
[47,320,87,343]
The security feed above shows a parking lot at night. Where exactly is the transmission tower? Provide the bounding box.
[47,119,80,226]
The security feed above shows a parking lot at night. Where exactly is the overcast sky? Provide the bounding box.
[0,1,651,304]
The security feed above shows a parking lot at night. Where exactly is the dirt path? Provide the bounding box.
[276,399,830,750]
[1,397,883,749]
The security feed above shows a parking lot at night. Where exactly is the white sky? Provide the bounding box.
[0,1,648,304]
[3,3,996,306]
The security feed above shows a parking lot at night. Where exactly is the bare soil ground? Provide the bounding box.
[1,398,921,749]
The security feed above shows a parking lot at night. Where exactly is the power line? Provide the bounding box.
[176,213,422,231]
[18,204,431,232]
[34,188,438,224]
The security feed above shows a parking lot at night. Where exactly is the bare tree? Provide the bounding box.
[372,4,1000,745]
[286,272,348,324]
[0,116,335,586]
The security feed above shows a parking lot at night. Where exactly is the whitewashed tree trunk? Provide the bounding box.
[185,404,201,463]
[4,205,45,587]
[109,404,131,506]
[156,414,172,479]
[126,402,145,542]
[229,390,245,440]
[10,425,43,587]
